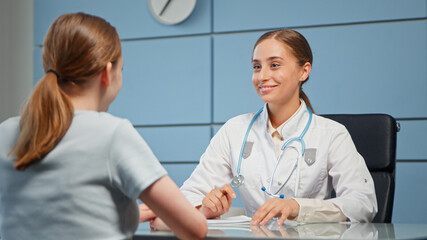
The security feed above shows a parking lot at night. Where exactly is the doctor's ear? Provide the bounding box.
[300,62,312,82]
[100,62,113,87]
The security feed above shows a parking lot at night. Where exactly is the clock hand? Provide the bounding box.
[159,0,172,16]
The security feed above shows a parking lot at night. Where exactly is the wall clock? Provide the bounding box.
[148,0,197,25]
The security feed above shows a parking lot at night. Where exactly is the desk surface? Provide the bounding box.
[134,222,427,239]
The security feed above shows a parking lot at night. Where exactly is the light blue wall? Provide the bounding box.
[34,0,427,224]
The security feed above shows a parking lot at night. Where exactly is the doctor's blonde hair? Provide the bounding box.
[9,13,122,171]
[253,29,314,112]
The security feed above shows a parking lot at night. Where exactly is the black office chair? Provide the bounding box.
[322,114,398,223]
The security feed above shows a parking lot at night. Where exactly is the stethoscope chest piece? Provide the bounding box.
[231,175,245,188]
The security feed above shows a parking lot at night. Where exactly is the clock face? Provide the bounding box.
[148,0,197,25]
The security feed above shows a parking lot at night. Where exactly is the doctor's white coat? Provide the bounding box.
[181,101,377,222]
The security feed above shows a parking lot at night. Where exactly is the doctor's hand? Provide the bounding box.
[251,198,300,226]
[201,184,236,219]
[139,203,157,222]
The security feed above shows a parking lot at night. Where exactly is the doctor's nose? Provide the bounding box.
[258,68,271,82]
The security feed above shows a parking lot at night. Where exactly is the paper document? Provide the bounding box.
[207,215,252,225]
[207,215,252,230]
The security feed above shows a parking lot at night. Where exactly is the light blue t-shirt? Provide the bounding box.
[0,111,167,239]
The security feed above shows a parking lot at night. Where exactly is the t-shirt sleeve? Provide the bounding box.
[107,119,167,200]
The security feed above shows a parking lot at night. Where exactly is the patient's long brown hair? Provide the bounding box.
[10,13,121,170]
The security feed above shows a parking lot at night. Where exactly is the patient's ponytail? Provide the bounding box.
[9,13,121,170]
[11,71,73,170]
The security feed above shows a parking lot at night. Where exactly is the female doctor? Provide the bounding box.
[178,29,377,226]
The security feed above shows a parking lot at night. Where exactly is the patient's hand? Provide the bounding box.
[150,217,171,231]
[139,203,156,222]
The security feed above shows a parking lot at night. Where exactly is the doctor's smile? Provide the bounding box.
[258,85,278,94]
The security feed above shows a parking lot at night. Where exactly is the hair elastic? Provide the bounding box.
[47,69,60,79]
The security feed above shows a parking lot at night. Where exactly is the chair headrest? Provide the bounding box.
[322,114,397,172]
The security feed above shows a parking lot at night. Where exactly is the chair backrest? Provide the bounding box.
[322,114,398,223]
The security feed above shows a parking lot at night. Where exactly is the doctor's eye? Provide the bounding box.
[252,65,261,71]
[271,63,280,68]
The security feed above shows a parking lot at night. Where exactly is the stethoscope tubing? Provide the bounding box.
[268,145,299,195]
[235,105,312,199]
[236,107,263,174]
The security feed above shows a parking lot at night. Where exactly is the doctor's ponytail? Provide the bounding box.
[253,29,314,112]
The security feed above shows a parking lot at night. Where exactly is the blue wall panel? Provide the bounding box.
[109,36,211,125]
[212,125,222,135]
[392,162,427,223]
[213,21,427,122]
[396,120,427,160]
[137,126,210,163]
[303,21,427,118]
[162,163,198,188]
[33,47,43,83]
[213,0,427,33]
[34,0,211,45]
[213,32,263,122]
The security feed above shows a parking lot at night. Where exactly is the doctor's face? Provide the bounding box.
[252,39,307,107]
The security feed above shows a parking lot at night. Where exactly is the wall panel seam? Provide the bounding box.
[38,17,422,45]
[161,161,199,164]
[132,118,427,129]
[397,160,427,163]
[34,18,427,47]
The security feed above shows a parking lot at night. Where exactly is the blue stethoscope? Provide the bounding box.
[230,105,312,199]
